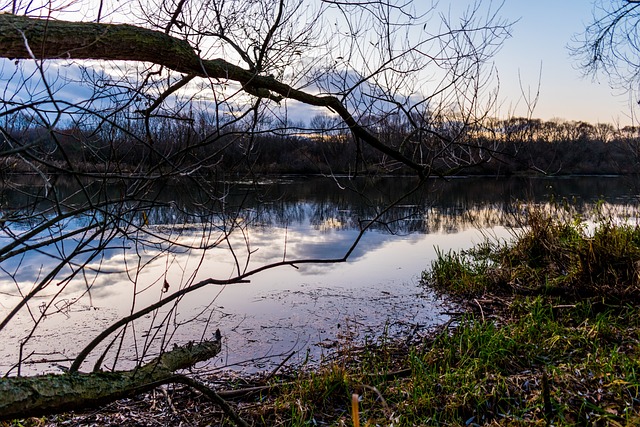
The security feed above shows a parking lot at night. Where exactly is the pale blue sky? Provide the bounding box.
[492,0,634,126]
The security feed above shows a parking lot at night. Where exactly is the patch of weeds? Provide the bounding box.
[575,221,640,292]
[423,245,495,298]
[265,363,351,425]
[382,297,639,426]
[255,337,408,426]
[427,207,640,302]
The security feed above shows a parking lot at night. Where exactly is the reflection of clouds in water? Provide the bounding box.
[1,221,451,373]
[295,264,339,276]
[0,216,455,309]
[0,202,507,333]
[241,225,392,267]
[0,235,139,299]
[0,300,122,373]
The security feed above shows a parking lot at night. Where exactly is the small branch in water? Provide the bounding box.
[264,351,296,382]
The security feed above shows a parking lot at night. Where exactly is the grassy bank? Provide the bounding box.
[7,208,640,426]
[243,208,640,426]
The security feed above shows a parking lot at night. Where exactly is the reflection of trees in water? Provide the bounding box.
[3,176,639,235]
[217,176,640,234]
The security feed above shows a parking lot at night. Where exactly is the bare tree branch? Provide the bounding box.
[0,13,428,174]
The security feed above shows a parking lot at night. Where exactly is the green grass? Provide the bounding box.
[252,298,639,426]
[424,207,640,301]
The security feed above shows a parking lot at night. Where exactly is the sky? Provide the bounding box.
[1,0,633,127]
[293,0,634,127]
[491,0,635,126]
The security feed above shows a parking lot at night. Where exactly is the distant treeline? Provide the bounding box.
[1,113,639,176]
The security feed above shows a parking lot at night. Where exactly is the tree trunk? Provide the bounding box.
[0,338,221,420]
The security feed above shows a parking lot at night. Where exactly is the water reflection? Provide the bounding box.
[0,175,639,374]
[3,175,639,230]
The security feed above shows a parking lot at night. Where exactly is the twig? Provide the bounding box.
[217,382,293,399]
[173,376,249,427]
[264,351,295,382]
[161,387,178,415]
[474,298,486,321]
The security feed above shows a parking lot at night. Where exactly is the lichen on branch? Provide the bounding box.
[0,338,222,421]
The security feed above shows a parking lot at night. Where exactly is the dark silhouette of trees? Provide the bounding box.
[3,111,637,176]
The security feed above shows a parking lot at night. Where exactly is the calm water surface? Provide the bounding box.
[1,176,639,374]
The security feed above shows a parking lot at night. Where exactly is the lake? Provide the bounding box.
[1,175,639,375]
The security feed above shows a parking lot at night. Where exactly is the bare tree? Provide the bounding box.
[572,0,640,170]
[573,0,640,96]
[0,0,510,421]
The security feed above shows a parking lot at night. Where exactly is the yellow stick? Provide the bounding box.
[351,393,360,427]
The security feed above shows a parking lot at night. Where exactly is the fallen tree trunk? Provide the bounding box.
[0,337,246,424]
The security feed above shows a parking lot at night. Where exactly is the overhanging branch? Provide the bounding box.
[0,13,427,176]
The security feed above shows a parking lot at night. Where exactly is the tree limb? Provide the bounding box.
[0,13,427,177]
[0,337,223,421]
